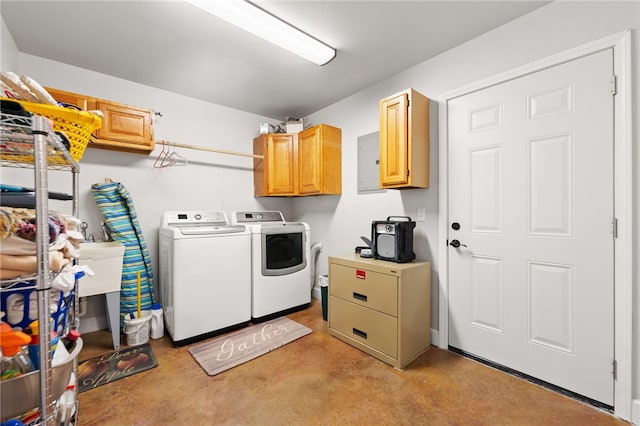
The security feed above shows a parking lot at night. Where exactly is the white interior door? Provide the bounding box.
[448,49,614,405]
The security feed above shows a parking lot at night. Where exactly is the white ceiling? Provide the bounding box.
[1,1,549,119]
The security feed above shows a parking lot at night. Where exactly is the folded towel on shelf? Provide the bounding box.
[0,251,70,279]
[0,207,84,280]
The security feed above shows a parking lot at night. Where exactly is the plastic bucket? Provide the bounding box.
[123,310,151,346]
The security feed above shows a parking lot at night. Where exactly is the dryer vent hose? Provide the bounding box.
[310,242,323,291]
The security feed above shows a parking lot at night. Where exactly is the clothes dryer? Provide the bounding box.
[159,211,251,345]
[231,211,311,320]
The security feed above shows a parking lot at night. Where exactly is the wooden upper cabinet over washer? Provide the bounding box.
[297,124,341,195]
[253,124,342,197]
[379,88,430,189]
[253,133,296,197]
[45,87,154,154]
[45,89,88,111]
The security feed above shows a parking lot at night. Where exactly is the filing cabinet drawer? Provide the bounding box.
[329,263,397,316]
[329,296,397,358]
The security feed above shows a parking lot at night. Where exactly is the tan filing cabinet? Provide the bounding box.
[328,254,431,370]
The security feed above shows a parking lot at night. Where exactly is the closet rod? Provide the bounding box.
[161,140,263,159]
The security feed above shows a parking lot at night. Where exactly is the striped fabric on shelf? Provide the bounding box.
[91,181,154,326]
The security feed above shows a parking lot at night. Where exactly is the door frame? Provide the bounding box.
[437,31,633,420]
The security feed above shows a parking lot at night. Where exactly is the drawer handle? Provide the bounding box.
[353,292,368,302]
[352,328,367,339]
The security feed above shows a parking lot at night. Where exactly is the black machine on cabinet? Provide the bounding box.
[371,216,416,263]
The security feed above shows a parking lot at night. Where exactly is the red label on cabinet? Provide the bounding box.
[356,269,366,279]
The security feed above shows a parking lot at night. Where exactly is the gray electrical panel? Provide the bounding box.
[357,131,384,193]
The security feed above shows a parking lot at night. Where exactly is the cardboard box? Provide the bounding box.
[286,120,304,133]
[77,242,124,297]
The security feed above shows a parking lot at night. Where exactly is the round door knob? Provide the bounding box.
[450,239,467,248]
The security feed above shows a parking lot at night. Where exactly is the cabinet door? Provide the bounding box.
[298,124,342,195]
[266,134,296,195]
[94,101,153,151]
[379,92,409,187]
[297,126,322,194]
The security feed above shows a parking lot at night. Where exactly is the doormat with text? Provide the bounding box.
[77,343,157,393]
[188,317,312,376]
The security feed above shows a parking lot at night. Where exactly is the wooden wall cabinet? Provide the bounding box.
[328,254,431,370]
[253,133,297,197]
[45,88,88,111]
[46,87,154,154]
[379,88,430,189]
[253,124,342,197]
[297,124,342,195]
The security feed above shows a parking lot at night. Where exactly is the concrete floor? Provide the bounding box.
[77,299,626,426]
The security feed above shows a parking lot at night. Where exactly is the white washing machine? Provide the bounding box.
[159,211,251,345]
[231,211,311,320]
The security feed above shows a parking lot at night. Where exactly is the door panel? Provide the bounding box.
[448,49,614,405]
[267,134,295,195]
[379,93,408,186]
[470,145,503,233]
[470,255,504,333]
[298,127,321,194]
[528,133,572,235]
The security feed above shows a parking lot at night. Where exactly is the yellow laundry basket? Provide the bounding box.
[1,97,102,163]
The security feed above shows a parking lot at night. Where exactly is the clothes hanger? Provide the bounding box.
[168,144,188,166]
[153,140,175,168]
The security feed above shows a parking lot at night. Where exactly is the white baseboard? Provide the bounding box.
[431,328,440,347]
[632,398,640,425]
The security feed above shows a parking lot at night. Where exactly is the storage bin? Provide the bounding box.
[285,120,304,133]
[77,242,125,297]
[1,280,75,334]
[0,337,83,422]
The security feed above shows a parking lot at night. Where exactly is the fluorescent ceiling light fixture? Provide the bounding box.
[186,0,336,65]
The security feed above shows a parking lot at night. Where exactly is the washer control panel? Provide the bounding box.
[163,211,227,226]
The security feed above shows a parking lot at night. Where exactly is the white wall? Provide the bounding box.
[0,14,18,70]
[2,1,638,420]
[301,1,639,421]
